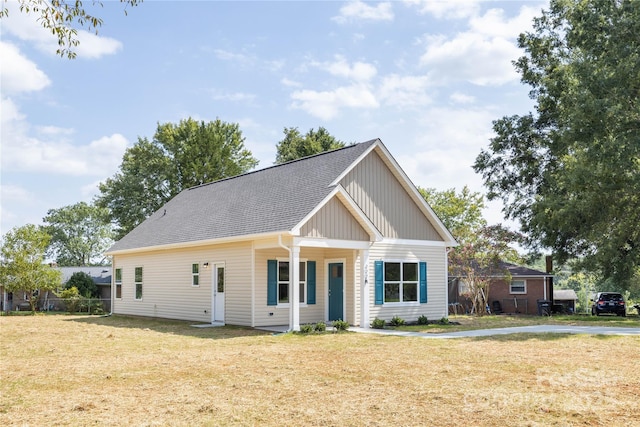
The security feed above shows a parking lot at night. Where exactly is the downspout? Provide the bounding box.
[277,235,293,331]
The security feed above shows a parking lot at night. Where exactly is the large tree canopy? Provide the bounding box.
[96,118,259,239]
[474,0,640,290]
[0,225,62,313]
[0,0,141,59]
[275,127,346,164]
[43,202,113,266]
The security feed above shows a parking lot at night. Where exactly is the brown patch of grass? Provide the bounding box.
[1,315,639,426]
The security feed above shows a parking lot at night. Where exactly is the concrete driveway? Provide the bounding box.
[350,324,640,339]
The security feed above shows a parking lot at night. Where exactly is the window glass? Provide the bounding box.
[385,262,400,281]
[115,268,122,299]
[135,267,143,300]
[217,267,224,293]
[403,283,418,302]
[403,263,418,282]
[192,263,199,286]
[385,283,400,302]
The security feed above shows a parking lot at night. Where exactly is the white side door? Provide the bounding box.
[213,264,225,323]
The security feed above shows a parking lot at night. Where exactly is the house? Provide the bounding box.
[105,139,457,330]
[58,266,113,312]
[1,266,113,312]
[449,263,554,315]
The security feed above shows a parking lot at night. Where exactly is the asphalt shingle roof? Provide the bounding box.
[107,140,377,253]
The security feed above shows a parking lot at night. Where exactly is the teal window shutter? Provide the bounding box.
[419,261,427,303]
[267,260,277,306]
[374,260,383,305]
[307,261,316,304]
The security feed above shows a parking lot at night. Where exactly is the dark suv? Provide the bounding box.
[591,292,626,317]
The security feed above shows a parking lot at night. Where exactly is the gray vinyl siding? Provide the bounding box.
[366,242,448,323]
[300,197,369,241]
[340,150,443,241]
[112,242,252,324]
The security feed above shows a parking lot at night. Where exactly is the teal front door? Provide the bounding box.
[328,263,344,321]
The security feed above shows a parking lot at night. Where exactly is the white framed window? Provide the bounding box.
[134,267,143,300]
[192,263,200,287]
[510,279,526,294]
[115,268,122,299]
[384,261,418,303]
[277,260,307,305]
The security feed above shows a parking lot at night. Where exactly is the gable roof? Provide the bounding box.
[106,139,455,254]
[502,262,552,278]
[553,289,578,300]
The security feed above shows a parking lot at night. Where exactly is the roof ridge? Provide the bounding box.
[187,140,376,191]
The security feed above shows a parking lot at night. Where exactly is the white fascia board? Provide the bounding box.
[291,185,383,242]
[293,237,373,250]
[332,139,458,246]
[104,231,286,256]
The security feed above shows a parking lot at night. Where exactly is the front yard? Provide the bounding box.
[1,315,639,426]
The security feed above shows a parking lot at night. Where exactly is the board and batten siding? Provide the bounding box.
[366,242,448,323]
[300,197,369,241]
[339,150,443,241]
[112,242,252,324]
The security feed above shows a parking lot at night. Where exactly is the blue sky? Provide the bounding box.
[1,0,546,236]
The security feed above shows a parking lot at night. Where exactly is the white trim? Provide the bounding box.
[380,260,420,304]
[212,262,226,324]
[291,185,383,242]
[360,249,370,328]
[294,237,372,250]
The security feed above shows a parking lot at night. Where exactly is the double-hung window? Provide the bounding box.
[192,263,200,287]
[134,267,143,300]
[384,262,418,302]
[510,280,526,294]
[267,259,316,306]
[115,268,122,299]
[375,260,427,305]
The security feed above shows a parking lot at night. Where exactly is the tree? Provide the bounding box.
[0,0,141,59]
[65,271,98,298]
[43,202,114,266]
[420,187,522,315]
[474,0,640,290]
[275,127,346,164]
[0,225,62,313]
[96,118,259,239]
[418,186,487,242]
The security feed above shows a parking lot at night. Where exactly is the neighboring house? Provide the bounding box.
[1,266,113,312]
[105,139,457,330]
[59,266,113,312]
[449,262,554,315]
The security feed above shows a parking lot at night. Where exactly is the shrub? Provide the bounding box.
[332,319,349,332]
[57,287,81,314]
[417,315,429,325]
[389,315,405,326]
[299,324,314,334]
[371,318,386,329]
[438,317,450,325]
[314,321,326,332]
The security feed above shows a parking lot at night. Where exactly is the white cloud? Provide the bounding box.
[332,1,394,24]
[449,92,475,105]
[405,0,482,20]
[290,84,379,120]
[1,3,122,59]
[281,78,302,88]
[418,5,539,86]
[321,55,377,81]
[0,41,51,94]
[1,97,130,176]
[377,74,432,108]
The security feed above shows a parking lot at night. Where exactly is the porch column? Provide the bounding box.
[360,249,370,328]
[291,245,301,331]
